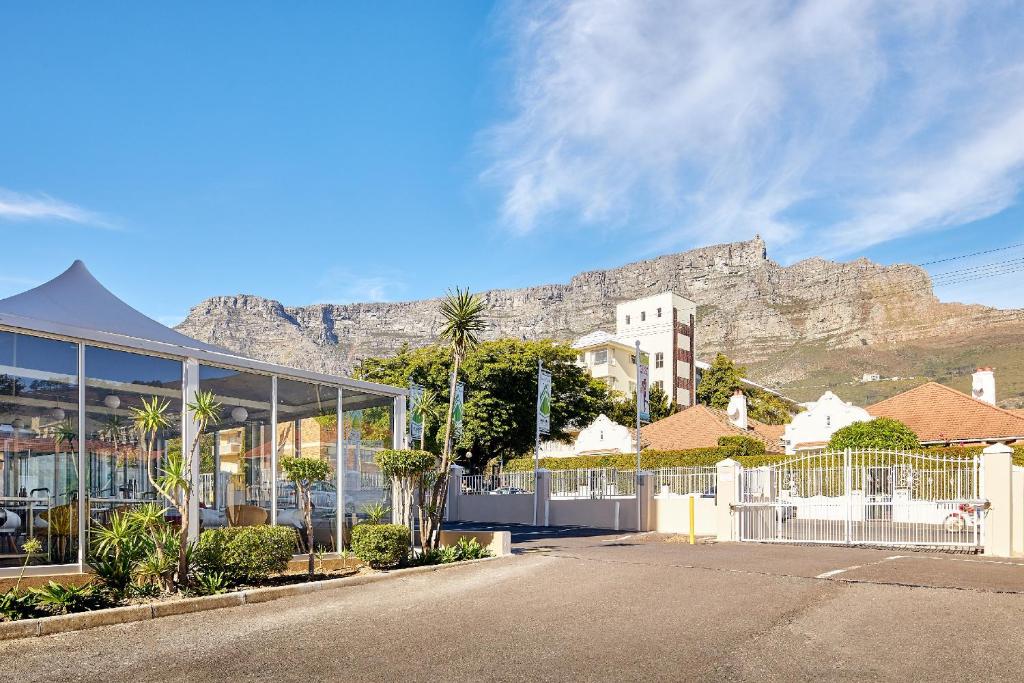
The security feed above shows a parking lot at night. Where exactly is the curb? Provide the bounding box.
[0,556,502,642]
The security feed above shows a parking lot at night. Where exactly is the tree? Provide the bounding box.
[356,339,611,472]
[410,388,444,452]
[374,449,436,538]
[423,288,487,551]
[607,382,675,429]
[828,418,919,451]
[696,352,793,425]
[280,456,333,578]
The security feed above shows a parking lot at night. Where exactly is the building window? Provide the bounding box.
[654,380,664,391]
[655,352,664,368]
[577,353,585,364]
[630,354,636,365]
[657,307,662,318]
[640,311,646,322]
[629,382,636,395]
[593,349,608,365]
[625,314,630,325]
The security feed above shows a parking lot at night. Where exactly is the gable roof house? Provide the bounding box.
[641,391,784,453]
[867,372,1024,446]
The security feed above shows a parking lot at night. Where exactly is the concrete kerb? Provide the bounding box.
[0,555,502,642]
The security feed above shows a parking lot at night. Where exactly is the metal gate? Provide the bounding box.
[736,449,984,549]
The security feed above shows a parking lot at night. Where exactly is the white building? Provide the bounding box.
[781,390,872,454]
[538,414,635,458]
[574,291,697,407]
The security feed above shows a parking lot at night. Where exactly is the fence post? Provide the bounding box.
[981,443,1013,557]
[637,471,654,532]
[716,458,741,542]
[536,469,551,527]
[447,464,464,523]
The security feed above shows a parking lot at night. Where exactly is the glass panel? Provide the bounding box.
[276,378,339,553]
[0,331,80,567]
[341,389,393,543]
[198,365,273,531]
[84,346,183,543]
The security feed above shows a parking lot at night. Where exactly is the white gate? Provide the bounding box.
[737,449,985,549]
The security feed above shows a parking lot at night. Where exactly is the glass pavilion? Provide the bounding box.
[0,261,405,576]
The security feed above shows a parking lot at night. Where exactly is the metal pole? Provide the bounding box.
[533,358,541,527]
[635,340,642,532]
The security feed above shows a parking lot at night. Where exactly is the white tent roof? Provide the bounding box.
[0,260,227,355]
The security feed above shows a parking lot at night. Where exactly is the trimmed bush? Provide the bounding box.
[351,523,410,569]
[829,417,919,451]
[194,525,295,585]
[717,435,766,457]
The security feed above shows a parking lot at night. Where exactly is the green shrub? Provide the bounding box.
[0,589,42,621]
[351,523,409,569]
[194,525,295,585]
[31,581,111,615]
[452,537,491,561]
[717,435,766,457]
[829,417,919,451]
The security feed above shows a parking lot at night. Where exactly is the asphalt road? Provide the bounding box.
[5,525,1024,682]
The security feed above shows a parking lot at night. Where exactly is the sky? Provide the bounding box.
[1,1,1023,325]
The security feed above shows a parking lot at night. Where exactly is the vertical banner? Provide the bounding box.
[408,382,424,443]
[453,381,465,441]
[537,366,552,436]
[637,350,651,424]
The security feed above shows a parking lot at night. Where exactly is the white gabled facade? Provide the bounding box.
[782,390,872,454]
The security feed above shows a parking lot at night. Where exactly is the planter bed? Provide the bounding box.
[0,556,498,641]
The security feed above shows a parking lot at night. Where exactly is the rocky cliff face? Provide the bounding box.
[176,236,1024,402]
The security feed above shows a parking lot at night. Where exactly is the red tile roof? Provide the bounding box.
[641,405,784,452]
[867,382,1024,443]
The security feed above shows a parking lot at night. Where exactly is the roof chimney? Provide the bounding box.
[727,389,748,430]
[971,367,996,406]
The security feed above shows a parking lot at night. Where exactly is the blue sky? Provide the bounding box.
[1,2,1023,325]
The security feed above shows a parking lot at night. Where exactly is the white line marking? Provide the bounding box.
[603,534,635,542]
[817,565,861,579]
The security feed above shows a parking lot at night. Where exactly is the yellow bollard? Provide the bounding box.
[689,494,696,545]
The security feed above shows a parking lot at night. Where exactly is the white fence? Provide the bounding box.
[549,468,636,499]
[737,448,984,549]
[461,471,536,495]
[652,467,717,497]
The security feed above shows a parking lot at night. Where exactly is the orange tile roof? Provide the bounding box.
[867,382,1024,443]
[640,405,784,452]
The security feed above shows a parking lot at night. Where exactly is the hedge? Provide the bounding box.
[504,448,787,471]
[504,444,1024,471]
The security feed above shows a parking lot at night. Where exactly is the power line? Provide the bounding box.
[918,241,1024,266]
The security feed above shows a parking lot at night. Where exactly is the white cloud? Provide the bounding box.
[315,267,407,304]
[0,188,112,228]
[483,0,1024,259]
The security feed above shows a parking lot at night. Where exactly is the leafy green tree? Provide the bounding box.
[828,418,920,451]
[607,382,675,429]
[696,352,793,425]
[280,456,333,578]
[357,339,612,472]
[374,449,436,543]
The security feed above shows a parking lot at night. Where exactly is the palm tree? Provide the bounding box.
[421,288,487,551]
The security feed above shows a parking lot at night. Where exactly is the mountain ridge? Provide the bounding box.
[176,236,1024,406]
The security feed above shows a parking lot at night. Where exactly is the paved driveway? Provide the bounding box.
[5,526,1024,682]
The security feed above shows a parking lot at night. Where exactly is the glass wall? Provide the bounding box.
[197,365,273,531]
[83,346,183,543]
[0,332,80,567]
[341,388,394,543]
[276,379,338,552]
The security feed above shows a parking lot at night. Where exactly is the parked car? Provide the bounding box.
[488,486,529,495]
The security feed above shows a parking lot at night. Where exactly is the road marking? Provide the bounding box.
[816,565,861,579]
[604,534,635,542]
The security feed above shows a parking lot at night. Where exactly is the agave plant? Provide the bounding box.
[361,501,391,525]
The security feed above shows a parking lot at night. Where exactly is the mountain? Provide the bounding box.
[176,237,1024,407]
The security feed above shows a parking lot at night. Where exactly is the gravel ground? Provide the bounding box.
[4,527,1024,682]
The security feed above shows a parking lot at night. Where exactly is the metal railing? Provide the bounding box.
[652,467,717,497]
[461,471,536,495]
[549,468,636,499]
